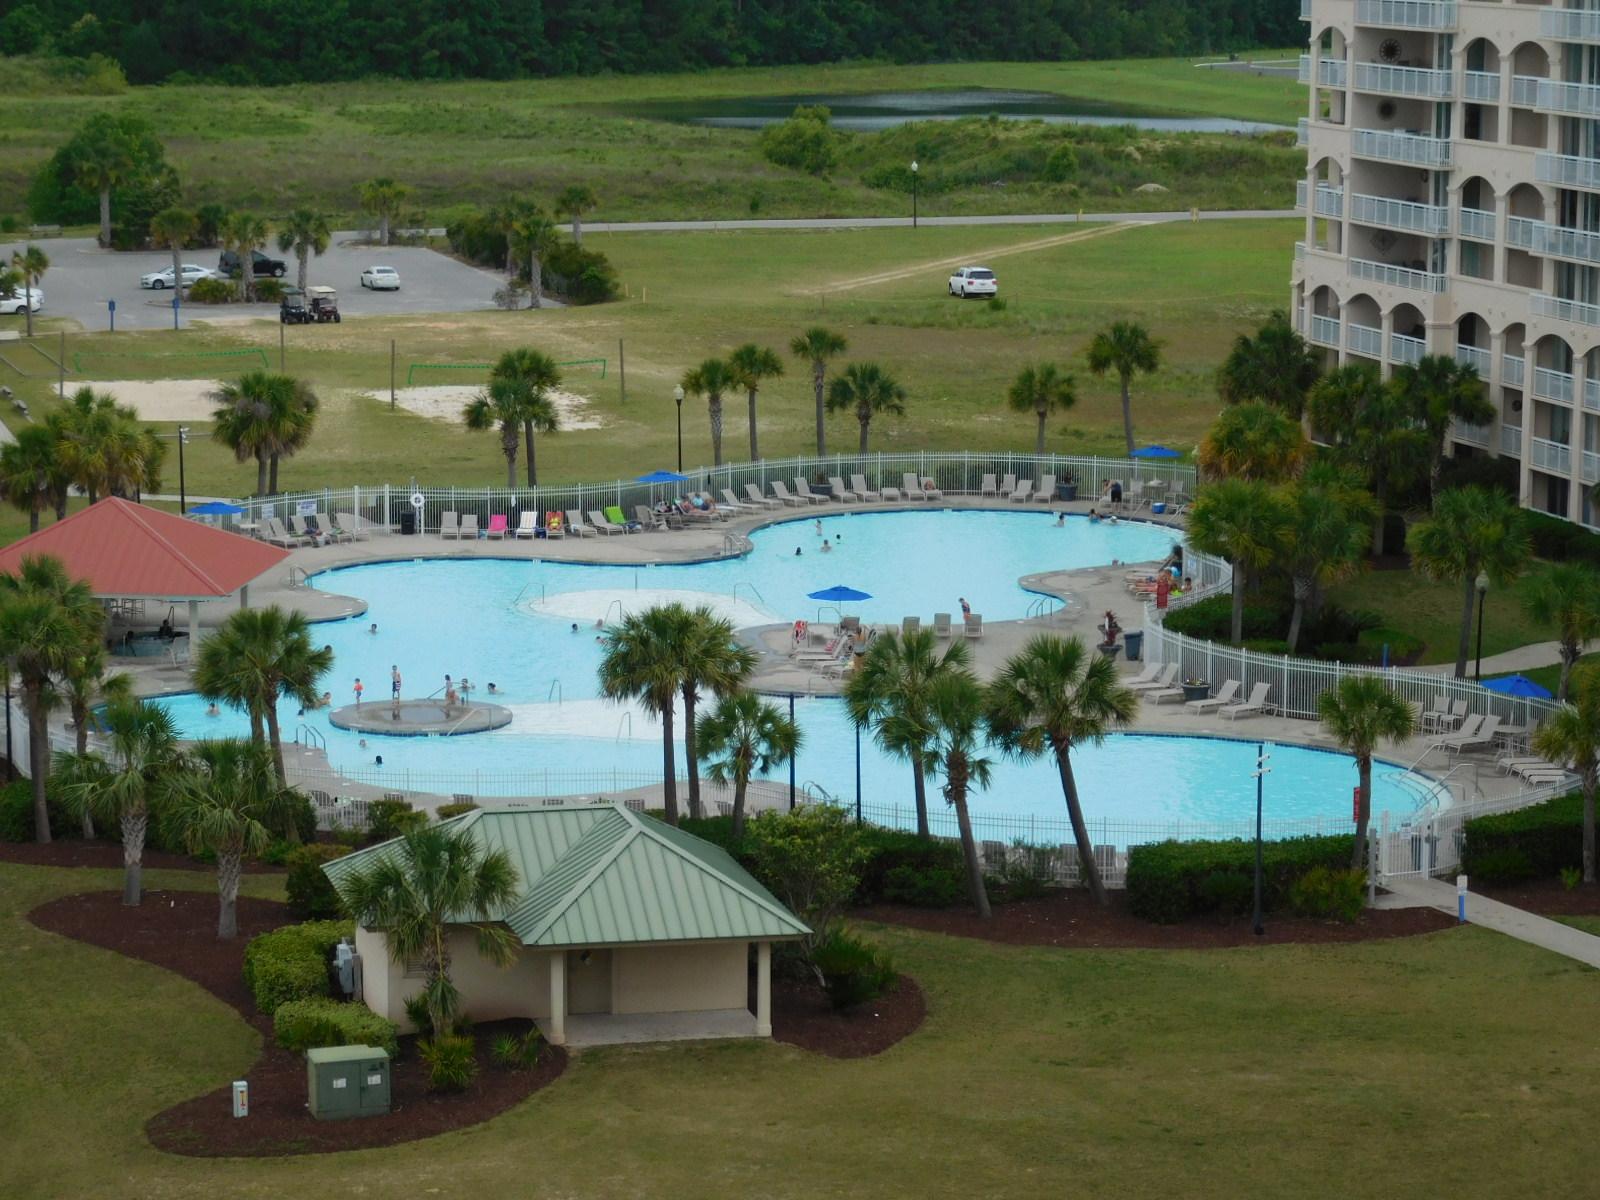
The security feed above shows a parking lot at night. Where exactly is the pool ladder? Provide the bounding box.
[295,724,326,750]
[547,679,563,707]
[1025,596,1059,621]
[732,581,766,607]
[615,712,633,742]
[512,581,546,609]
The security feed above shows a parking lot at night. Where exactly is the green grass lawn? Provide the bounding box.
[4,859,1600,1198]
[1329,568,1551,668]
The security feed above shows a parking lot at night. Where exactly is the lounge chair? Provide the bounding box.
[587,509,624,536]
[964,613,983,639]
[605,504,639,532]
[1123,662,1163,689]
[933,612,952,639]
[881,483,903,502]
[676,497,718,523]
[311,513,353,543]
[1220,682,1272,721]
[793,477,830,505]
[851,474,881,502]
[634,504,668,532]
[999,472,1017,498]
[459,514,479,539]
[980,473,999,497]
[719,488,754,513]
[262,517,299,548]
[288,515,322,544]
[1146,679,1187,704]
[770,481,806,507]
[827,476,858,503]
[902,616,920,636]
[439,511,460,539]
[1433,699,1468,732]
[485,514,509,540]
[745,483,782,510]
[564,509,596,538]
[1009,478,1033,503]
[1185,679,1240,714]
[920,476,944,500]
[1126,664,1180,693]
[1425,713,1483,752]
[1440,715,1502,757]
[334,512,372,541]
[691,493,727,520]
[1418,695,1450,733]
[1033,475,1056,502]
[543,511,566,539]
[514,511,538,539]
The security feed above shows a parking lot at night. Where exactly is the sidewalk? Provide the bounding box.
[1411,641,1572,678]
[1382,876,1600,968]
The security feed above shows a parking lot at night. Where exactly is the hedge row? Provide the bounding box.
[1125,834,1355,923]
[1461,793,1585,884]
[274,997,398,1056]
[242,920,351,1013]
[284,843,352,921]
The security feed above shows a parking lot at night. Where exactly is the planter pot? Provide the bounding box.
[1057,481,1079,502]
[1095,642,1121,661]
[1181,683,1210,703]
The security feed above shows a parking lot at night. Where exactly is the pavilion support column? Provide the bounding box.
[186,600,200,648]
[547,950,566,1046]
[238,585,250,610]
[755,941,772,1037]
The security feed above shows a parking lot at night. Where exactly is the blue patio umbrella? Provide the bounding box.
[636,469,689,483]
[190,500,244,515]
[1482,674,1553,699]
[807,585,873,603]
[1130,445,1183,459]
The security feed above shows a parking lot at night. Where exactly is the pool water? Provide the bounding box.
[154,511,1420,832]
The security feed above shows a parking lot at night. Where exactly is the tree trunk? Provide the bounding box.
[748,387,760,460]
[23,276,33,338]
[248,702,263,747]
[1119,374,1135,454]
[813,362,827,456]
[910,757,930,838]
[660,703,678,824]
[683,685,701,820]
[380,214,391,247]
[99,187,112,247]
[1349,758,1372,871]
[264,702,287,787]
[1286,574,1311,655]
[709,395,724,466]
[731,772,749,841]
[255,452,269,498]
[122,810,146,906]
[572,215,583,247]
[1558,644,1578,703]
[858,416,870,455]
[1371,480,1388,557]
[1054,745,1106,906]
[1584,774,1596,884]
[171,245,183,293]
[524,422,538,486]
[28,509,39,533]
[502,423,519,490]
[27,691,50,843]
[75,708,95,839]
[1035,409,1047,454]
[242,259,256,302]
[528,250,543,309]
[951,782,992,919]
[297,246,309,292]
[269,454,280,495]
[216,850,242,939]
[1455,569,1476,680]
[504,241,515,279]
[1230,578,1246,645]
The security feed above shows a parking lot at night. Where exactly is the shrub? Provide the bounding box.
[251,277,285,301]
[1526,511,1600,568]
[420,1034,478,1092]
[187,276,236,303]
[435,801,480,820]
[1561,866,1582,891]
[543,239,619,305]
[1287,866,1365,922]
[1125,835,1354,923]
[855,826,963,904]
[242,919,351,1013]
[882,862,965,907]
[1196,869,1254,918]
[274,997,398,1056]
[1358,627,1426,665]
[745,806,867,956]
[0,779,37,842]
[366,797,425,842]
[1241,638,1291,656]
[491,1028,544,1070]
[1467,846,1536,885]
[809,929,896,1010]
[759,105,837,175]
[1462,793,1583,884]
[1162,593,1283,643]
[989,841,1056,902]
[285,843,352,920]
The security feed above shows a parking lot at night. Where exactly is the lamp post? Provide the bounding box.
[1474,571,1490,681]
[1251,744,1271,937]
[177,425,189,514]
[788,693,797,811]
[673,384,685,473]
[910,160,919,229]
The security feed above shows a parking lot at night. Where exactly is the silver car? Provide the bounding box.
[141,263,215,289]
[0,287,42,314]
[360,265,401,290]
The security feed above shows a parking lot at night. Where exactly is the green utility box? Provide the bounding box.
[306,1044,391,1120]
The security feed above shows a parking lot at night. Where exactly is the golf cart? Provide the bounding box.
[308,285,341,323]
[279,287,310,324]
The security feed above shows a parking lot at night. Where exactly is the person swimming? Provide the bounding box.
[820,539,832,553]
[794,546,802,556]
[205,702,220,717]
[369,622,378,634]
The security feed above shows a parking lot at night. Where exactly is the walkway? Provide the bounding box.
[1413,641,1578,678]
[1383,876,1600,969]
[580,208,1293,234]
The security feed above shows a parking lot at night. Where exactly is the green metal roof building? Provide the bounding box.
[326,804,808,1048]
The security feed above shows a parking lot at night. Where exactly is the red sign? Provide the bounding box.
[1352,787,1362,822]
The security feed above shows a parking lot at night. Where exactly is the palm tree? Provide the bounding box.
[1007,363,1077,454]
[985,635,1138,906]
[276,208,332,292]
[1317,676,1416,871]
[845,629,971,838]
[60,642,130,836]
[167,739,297,938]
[1408,486,1533,679]
[0,425,65,532]
[790,327,848,456]
[1534,669,1600,883]
[511,207,557,309]
[1085,321,1161,454]
[489,198,531,278]
[918,671,995,918]
[1216,310,1321,418]
[555,184,598,246]
[358,177,410,246]
[1521,563,1600,702]
[0,555,102,842]
[192,606,334,788]
[11,245,47,339]
[1391,354,1495,502]
[598,604,696,824]
[488,348,563,485]
[66,115,137,247]
[1308,365,1427,555]
[209,372,317,496]
[699,692,802,840]
[682,358,736,467]
[678,608,758,820]
[463,378,529,489]
[827,361,907,454]
[53,699,181,905]
[149,206,197,295]
[726,343,784,460]
[51,387,165,502]
[222,211,270,300]
[1187,478,1293,644]
[1280,463,1378,655]
[333,822,520,1037]
[1196,401,1308,482]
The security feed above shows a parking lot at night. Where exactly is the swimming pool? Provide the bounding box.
[154,510,1424,834]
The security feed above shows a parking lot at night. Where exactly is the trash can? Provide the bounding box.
[1056,480,1078,502]
[399,510,417,536]
[1122,631,1144,661]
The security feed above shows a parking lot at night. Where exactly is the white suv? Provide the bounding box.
[948,266,997,298]
[0,287,42,315]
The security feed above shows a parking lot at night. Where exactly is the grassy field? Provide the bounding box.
[1329,569,1550,668]
[0,54,1303,225]
[5,859,1600,1199]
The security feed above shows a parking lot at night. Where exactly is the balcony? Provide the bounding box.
[1297,117,1309,147]
[1585,450,1600,486]
[1531,437,1573,475]
[1348,193,1448,235]
[1506,215,1537,250]
[1354,0,1456,30]
[1390,332,1426,365]
[1463,71,1499,102]
[1588,377,1600,412]
[1295,180,1344,218]
[1537,79,1600,118]
[1531,222,1600,266]
[1309,314,1342,347]
[1504,354,1526,389]
[1533,365,1575,404]
[1501,424,1523,456]
[1348,322,1384,358]
[1511,75,1543,107]
[1541,9,1600,42]
[1349,256,1449,292]
[1458,208,1496,241]
[1353,62,1453,99]
[1537,152,1600,190]
[1453,421,1491,448]
[1299,55,1349,88]
[1455,344,1491,375]
[1533,292,1600,326]
[1352,127,1452,167]
[1301,0,1312,17]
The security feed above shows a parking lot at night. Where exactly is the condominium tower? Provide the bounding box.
[1291,0,1600,526]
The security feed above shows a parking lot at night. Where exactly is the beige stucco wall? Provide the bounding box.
[613,942,749,1014]
[356,925,552,1031]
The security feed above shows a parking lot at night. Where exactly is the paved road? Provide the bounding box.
[0,230,525,333]
[580,207,1295,234]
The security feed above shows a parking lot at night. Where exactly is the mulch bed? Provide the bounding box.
[854,888,1457,949]
[1475,877,1600,918]
[768,973,926,1059]
[27,889,566,1158]
[0,837,285,874]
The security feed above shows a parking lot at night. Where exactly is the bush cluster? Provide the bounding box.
[0,780,42,842]
[420,1034,478,1092]
[366,797,426,842]
[1526,511,1600,568]
[856,827,966,906]
[810,929,896,1010]
[445,210,618,305]
[242,919,351,1013]
[1462,793,1584,884]
[274,996,398,1056]
[1287,866,1366,922]
[491,1028,544,1070]
[186,277,236,304]
[1162,594,1389,664]
[284,843,352,920]
[434,801,479,820]
[1125,835,1355,923]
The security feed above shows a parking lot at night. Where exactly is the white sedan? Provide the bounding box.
[360,266,401,290]
[0,288,42,315]
[948,266,998,298]
[140,263,215,289]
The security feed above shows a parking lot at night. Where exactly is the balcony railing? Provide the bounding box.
[1353,62,1453,98]
[1585,450,1600,486]
[1587,377,1600,413]
[1531,222,1600,265]
[1463,71,1499,102]
[1532,437,1573,475]
[1348,322,1384,358]
[1453,421,1491,448]
[1300,55,1349,87]
[1455,344,1491,375]
[1537,152,1600,190]
[1295,180,1344,218]
[1458,207,1496,241]
[1349,256,1449,293]
[1511,75,1543,107]
[1297,117,1310,147]
[1541,9,1600,42]
[1504,354,1526,389]
[1534,365,1575,403]
[1533,292,1600,326]
[1501,425,1524,455]
[1354,0,1457,29]
[1352,127,1452,167]
[1301,0,1312,18]
[1537,79,1600,118]
[1390,332,1426,365]
[1506,215,1538,250]
[1310,314,1342,347]
[1349,192,1448,235]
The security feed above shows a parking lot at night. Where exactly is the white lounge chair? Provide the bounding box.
[634,505,668,532]
[334,512,372,541]
[744,483,782,510]
[312,513,353,543]
[919,476,943,500]
[1185,679,1240,714]
[980,473,999,497]
[1009,478,1033,503]
[1033,475,1056,502]
[964,613,983,639]
[851,474,881,502]
[564,509,597,538]
[769,481,804,507]
[439,511,460,539]
[933,612,952,639]
[262,517,299,548]
[289,515,322,544]
[514,511,538,539]
[1418,695,1450,733]
[1126,664,1179,693]
[1123,662,1163,689]
[880,484,902,501]
[1146,680,1187,704]
[999,472,1017,498]
[1220,682,1272,721]
[719,488,754,513]
[827,476,858,503]
[588,509,624,536]
[1440,715,1502,757]
[1426,713,1483,752]
[902,616,920,636]
[459,514,479,539]
[793,478,830,505]
[899,473,928,501]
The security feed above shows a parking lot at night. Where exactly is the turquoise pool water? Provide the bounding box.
[154,511,1421,832]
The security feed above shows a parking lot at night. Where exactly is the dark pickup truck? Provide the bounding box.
[218,249,288,278]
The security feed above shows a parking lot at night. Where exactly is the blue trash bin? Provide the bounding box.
[1122,631,1144,662]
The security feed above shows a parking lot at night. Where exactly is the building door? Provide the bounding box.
[566,949,613,1014]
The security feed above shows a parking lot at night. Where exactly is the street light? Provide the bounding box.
[910,160,919,229]
[673,384,685,473]
[1474,571,1490,680]
[1251,744,1272,937]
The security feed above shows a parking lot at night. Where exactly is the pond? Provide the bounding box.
[615,88,1287,135]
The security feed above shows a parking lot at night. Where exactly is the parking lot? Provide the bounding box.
[0,231,545,331]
